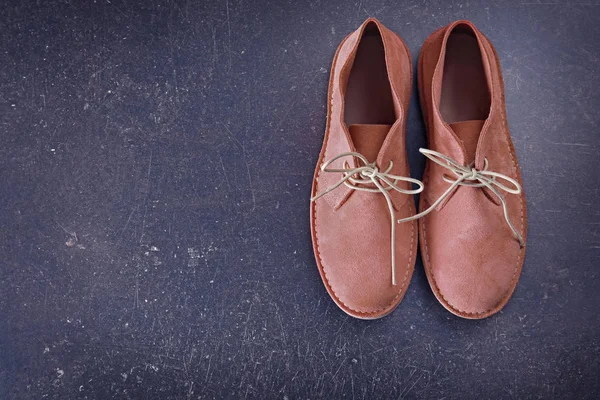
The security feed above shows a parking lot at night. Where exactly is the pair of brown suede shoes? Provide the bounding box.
[310,18,527,320]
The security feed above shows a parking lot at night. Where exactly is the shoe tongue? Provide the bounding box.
[348,124,392,162]
[448,120,485,163]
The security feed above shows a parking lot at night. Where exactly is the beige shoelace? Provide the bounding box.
[311,152,424,285]
[397,148,525,247]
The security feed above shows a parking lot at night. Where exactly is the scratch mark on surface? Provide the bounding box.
[139,205,149,244]
[219,155,232,192]
[222,123,243,149]
[334,316,349,336]
[226,0,232,70]
[274,304,287,347]
[117,205,139,244]
[332,358,346,380]
[187,381,194,399]
[222,123,255,211]
[244,151,256,212]
[400,372,423,399]
[212,26,218,71]
[205,356,212,383]
[140,150,153,244]
[106,0,127,17]
[54,220,77,240]
[543,139,592,147]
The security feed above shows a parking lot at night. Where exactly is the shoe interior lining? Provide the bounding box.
[439,26,491,125]
[344,23,396,158]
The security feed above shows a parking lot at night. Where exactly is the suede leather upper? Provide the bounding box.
[418,20,527,319]
[310,18,416,319]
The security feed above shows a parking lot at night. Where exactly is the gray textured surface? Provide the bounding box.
[1,0,599,398]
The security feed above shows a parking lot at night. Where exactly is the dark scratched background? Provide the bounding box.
[1,0,599,398]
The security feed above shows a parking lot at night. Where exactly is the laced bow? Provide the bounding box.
[397,148,525,247]
[311,152,424,285]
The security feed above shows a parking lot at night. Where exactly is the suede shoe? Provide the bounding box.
[415,20,527,319]
[310,18,418,319]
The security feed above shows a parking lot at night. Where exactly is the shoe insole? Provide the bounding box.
[439,29,491,125]
[344,25,395,158]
